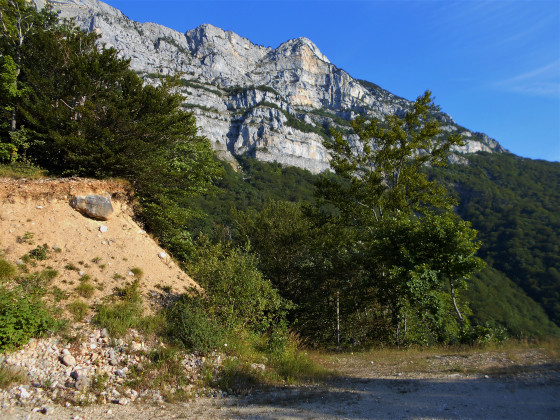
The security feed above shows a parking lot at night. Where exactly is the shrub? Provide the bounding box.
[28,244,49,260]
[189,240,293,333]
[0,285,55,351]
[166,295,225,353]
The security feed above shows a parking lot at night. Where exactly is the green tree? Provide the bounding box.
[317,91,483,344]
[0,1,58,158]
[0,1,221,260]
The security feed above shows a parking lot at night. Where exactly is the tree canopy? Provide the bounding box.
[313,91,485,344]
[0,0,221,259]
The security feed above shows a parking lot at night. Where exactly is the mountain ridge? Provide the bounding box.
[33,0,505,172]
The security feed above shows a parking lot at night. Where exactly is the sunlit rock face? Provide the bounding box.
[33,0,506,173]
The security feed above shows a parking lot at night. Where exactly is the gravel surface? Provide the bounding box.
[2,349,558,419]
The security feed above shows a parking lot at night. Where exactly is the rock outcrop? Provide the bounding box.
[32,0,506,173]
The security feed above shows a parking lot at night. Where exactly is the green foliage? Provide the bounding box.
[188,156,317,236]
[28,243,49,260]
[93,280,144,336]
[188,239,293,333]
[429,152,560,328]
[165,294,226,353]
[312,91,481,345]
[0,162,46,178]
[466,267,558,338]
[0,284,55,351]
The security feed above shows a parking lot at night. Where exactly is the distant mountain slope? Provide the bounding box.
[429,153,560,328]
[33,0,504,173]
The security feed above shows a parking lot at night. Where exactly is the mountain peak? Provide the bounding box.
[278,37,330,63]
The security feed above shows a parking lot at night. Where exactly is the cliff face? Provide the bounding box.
[33,0,505,173]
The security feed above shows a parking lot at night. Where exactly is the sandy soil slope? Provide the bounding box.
[0,178,199,308]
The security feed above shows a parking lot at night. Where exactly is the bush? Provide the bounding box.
[93,280,144,336]
[28,244,49,260]
[166,294,225,353]
[0,285,55,351]
[188,240,293,333]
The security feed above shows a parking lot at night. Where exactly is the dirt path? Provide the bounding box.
[2,349,559,419]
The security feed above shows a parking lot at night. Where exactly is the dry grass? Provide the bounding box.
[0,366,28,389]
[311,339,560,379]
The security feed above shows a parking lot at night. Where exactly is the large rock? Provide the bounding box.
[70,194,114,220]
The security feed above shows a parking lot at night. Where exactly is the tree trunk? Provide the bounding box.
[449,279,464,323]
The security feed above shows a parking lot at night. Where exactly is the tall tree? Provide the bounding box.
[0,1,221,260]
[316,91,484,344]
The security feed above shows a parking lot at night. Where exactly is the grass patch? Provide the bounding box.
[67,300,89,321]
[64,263,79,271]
[93,280,152,336]
[0,258,16,281]
[76,282,95,298]
[124,346,193,401]
[0,163,47,179]
[0,366,27,389]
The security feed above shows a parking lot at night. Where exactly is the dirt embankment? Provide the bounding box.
[0,177,199,306]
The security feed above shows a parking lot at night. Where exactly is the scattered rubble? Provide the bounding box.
[0,325,223,410]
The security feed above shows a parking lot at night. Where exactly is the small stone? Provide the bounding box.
[99,225,108,233]
[18,386,31,399]
[16,259,24,266]
[100,328,109,338]
[36,206,43,209]
[78,271,85,276]
[60,352,76,367]
[75,376,91,392]
[128,271,134,276]
[158,252,167,259]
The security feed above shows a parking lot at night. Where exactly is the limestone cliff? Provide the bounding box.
[32,0,505,173]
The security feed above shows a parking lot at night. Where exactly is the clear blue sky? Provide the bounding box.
[105,0,559,162]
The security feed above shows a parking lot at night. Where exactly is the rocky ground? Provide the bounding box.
[2,332,559,419]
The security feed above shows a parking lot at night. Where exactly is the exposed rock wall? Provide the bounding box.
[33,0,506,173]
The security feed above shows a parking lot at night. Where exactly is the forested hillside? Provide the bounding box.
[188,154,560,339]
[429,153,560,330]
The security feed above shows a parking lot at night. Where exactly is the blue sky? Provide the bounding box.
[105,0,559,162]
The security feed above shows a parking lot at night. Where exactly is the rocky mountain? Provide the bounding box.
[33,0,505,173]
